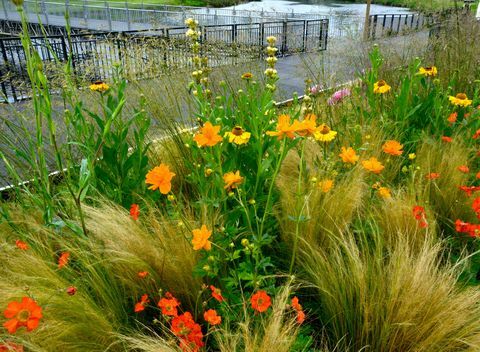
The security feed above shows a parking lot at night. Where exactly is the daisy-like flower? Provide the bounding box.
[210,285,225,302]
[250,290,271,313]
[418,66,438,77]
[193,122,223,147]
[318,179,334,193]
[362,157,384,174]
[292,114,317,137]
[373,80,391,94]
[223,171,243,190]
[314,124,337,142]
[449,93,472,107]
[3,297,43,334]
[134,294,150,313]
[158,292,180,317]
[447,112,458,124]
[458,165,470,173]
[241,72,253,80]
[192,225,212,251]
[266,114,297,140]
[145,164,176,194]
[377,186,391,199]
[224,126,251,145]
[382,140,403,156]
[339,147,359,164]
[89,81,110,93]
[203,309,222,325]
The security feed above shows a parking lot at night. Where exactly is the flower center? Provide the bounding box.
[320,125,330,134]
[232,126,244,136]
[17,309,31,322]
[424,66,433,71]
[456,93,467,100]
[377,80,386,87]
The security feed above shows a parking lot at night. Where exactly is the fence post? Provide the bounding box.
[125,0,131,31]
[105,1,112,31]
[371,15,378,39]
[302,20,306,52]
[281,20,287,55]
[259,21,264,57]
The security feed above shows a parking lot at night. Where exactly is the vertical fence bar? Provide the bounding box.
[0,39,17,102]
[372,15,378,39]
[281,20,287,55]
[302,19,306,52]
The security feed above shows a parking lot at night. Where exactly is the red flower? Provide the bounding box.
[426,173,440,180]
[137,271,149,278]
[296,310,306,324]
[447,112,457,124]
[291,296,302,311]
[58,252,70,269]
[171,312,204,351]
[412,206,428,228]
[455,220,480,238]
[476,172,480,180]
[441,136,452,143]
[0,342,23,352]
[15,240,28,250]
[459,185,480,197]
[458,165,470,173]
[250,290,271,313]
[3,297,43,334]
[66,286,77,296]
[473,129,480,139]
[203,309,221,325]
[130,204,140,221]
[134,294,150,313]
[209,285,225,302]
[158,292,180,317]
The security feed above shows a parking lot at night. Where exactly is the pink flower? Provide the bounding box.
[327,88,351,105]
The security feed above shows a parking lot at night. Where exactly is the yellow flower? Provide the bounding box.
[266,114,297,140]
[192,225,212,251]
[408,153,416,160]
[292,114,317,137]
[223,171,243,190]
[339,147,359,164]
[377,187,391,199]
[449,93,472,107]
[318,179,334,193]
[362,157,385,174]
[193,122,223,147]
[145,164,176,194]
[314,124,337,142]
[224,126,251,145]
[418,66,438,77]
[89,81,110,93]
[241,72,253,80]
[373,80,391,94]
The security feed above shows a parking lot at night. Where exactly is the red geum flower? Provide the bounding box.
[459,185,480,197]
[58,252,70,269]
[3,297,42,334]
[473,129,480,140]
[412,206,428,228]
[250,290,272,313]
[66,286,77,296]
[15,240,28,250]
[296,310,306,324]
[203,309,221,325]
[130,204,140,221]
[441,136,452,143]
[137,271,149,278]
[158,292,180,317]
[0,342,24,352]
[291,296,302,311]
[134,294,150,313]
[455,220,480,238]
[458,165,470,173]
[426,173,440,180]
[447,112,457,124]
[209,285,225,302]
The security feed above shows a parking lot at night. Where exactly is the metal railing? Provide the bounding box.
[0,19,329,102]
[0,0,358,37]
[367,13,435,39]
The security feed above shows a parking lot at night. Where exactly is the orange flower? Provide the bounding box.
[3,297,42,334]
[291,296,302,311]
[15,240,28,250]
[135,294,150,313]
[377,186,391,199]
[339,147,359,164]
[130,204,140,220]
[292,114,317,137]
[266,114,297,140]
[362,157,384,174]
[426,172,440,180]
[203,309,222,325]
[296,310,306,324]
[447,112,457,124]
[473,129,480,140]
[476,172,480,180]
[145,164,175,194]
[0,342,23,351]
[158,292,180,317]
[441,136,452,143]
[137,271,149,278]
[250,290,271,313]
[458,165,470,173]
[58,252,70,269]
[223,171,243,190]
[193,122,223,147]
[192,225,212,251]
[210,285,225,302]
[382,140,403,156]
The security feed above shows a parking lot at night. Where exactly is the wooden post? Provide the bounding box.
[363,0,371,41]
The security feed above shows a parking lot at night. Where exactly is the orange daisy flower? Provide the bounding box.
[266,114,297,140]
[250,290,271,313]
[193,122,223,147]
[223,171,243,190]
[130,204,140,220]
[15,240,28,250]
[203,309,222,325]
[158,292,180,317]
[362,157,385,174]
[58,252,70,269]
[292,114,317,137]
[3,297,42,334]
[210,285,225,302]
[135,294,150,313]
[382,140,403,156]
[339,147,359,164]
[192,225,212,251]
[145,164,175,194]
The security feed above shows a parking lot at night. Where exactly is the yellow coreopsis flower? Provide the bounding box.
[314,124,337,142]
[418,66,438,77]
[449,93,472,107]
[224,126,251,145]
[192,225,212,251]
[373,80,391,94]
[89,81,110,93]
[318,179,334,193]
[377,186,391,199]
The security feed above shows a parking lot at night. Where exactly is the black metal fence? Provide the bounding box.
[367,13,434,39]
[0,19,328,102]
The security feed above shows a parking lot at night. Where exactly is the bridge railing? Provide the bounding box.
[0,18,329,103]
[366,13,435,39]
